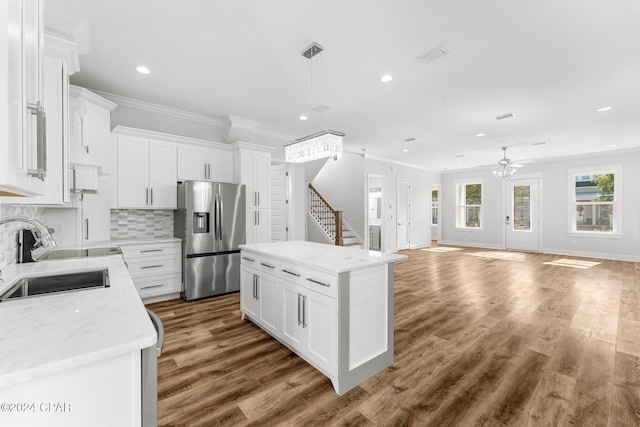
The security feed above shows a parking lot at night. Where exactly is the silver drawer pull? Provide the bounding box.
[242,256,255,262]
[282,269,301,277]
[141,249,164,253]
[141,264,164,269]
[306,277,331,287]
[141,284,164,290]
[260,262,276,269]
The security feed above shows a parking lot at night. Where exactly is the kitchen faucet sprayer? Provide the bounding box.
[0,217,57,261]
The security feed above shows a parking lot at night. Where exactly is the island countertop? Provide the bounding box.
[240,240,407,274]
[0,255,156,389]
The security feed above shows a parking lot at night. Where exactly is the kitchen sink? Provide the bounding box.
[0,269,110,302]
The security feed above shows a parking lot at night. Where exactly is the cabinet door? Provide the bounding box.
[177,144,207,181]
[257,273,279,335]
[280,280,305,350]
[209,149,233,183]
[117,136,149,208]
[304,288,336,375]
[240,152,255,207]
[255,210,270,244]
[253,153,270,208]
[82,102,110,171]
[148,140,177,209]
[81,176,110,243]
[240,267,258,319]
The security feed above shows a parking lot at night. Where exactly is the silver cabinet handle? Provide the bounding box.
[242,256,255,262]
[84,218,89,240]
[306,277,331,287]
[297,293,302,326]
[150,188,154,205]
[257,211,260,226]
[252,275,257,299]
[141,249,164,253]
[146,188,149,205]
[302,295,307,328]
[255,276,259,300]
[141,264,164,269]
[204,163,208,179]
[257,192,260,207]
[260,262,275,269]
[141,284,164,290]
[27,101,46,180]
[282,268,300,277]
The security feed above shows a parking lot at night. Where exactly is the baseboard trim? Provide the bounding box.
[437,240,504,250]
[541,247,640,262]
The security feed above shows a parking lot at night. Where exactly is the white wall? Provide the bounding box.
[288,163,306,241]
[440,149,640,261]
[311,152,366,238]
[364,157,437,251]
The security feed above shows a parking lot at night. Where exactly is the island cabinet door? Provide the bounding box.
[257,272,280,335]
[304,288,336,376]
[240,267,258,319]
[280,280,305,349]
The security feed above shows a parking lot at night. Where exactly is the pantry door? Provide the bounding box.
[505,178,540,251]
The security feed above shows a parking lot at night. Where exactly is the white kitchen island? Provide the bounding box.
[240,241,407,395]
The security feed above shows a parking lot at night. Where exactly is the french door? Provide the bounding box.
[505,178,539,251]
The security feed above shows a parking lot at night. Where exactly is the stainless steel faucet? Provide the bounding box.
[0,216,57,261]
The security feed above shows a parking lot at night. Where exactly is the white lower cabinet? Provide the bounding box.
[280,279,336,376]
[240,265,279,336]
[119,241,182,301]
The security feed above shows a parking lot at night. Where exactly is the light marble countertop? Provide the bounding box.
[240,241,407,274]
[0,255,156,389]
[112,236,182,246]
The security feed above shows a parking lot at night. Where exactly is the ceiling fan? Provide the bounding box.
[493,147,524,179]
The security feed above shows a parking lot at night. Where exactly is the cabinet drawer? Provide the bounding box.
[280,261,337,299]
[119,242,181,259]
[241,252,280,277]
[127,254,180,278]
[134,273,181,298]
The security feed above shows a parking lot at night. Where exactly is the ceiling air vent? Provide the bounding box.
[313,104,331,113]
[495,112,515,120]
[403,137,416,142]
[416,46,449,64]
[532,141,546,146]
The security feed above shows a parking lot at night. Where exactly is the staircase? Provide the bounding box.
[308,183,363,248]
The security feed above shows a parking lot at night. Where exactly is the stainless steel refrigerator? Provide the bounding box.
[175,181,246,301]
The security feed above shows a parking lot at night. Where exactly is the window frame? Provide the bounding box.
[431,189,439,225]
[568,165,622,237]
[455,179,484,230]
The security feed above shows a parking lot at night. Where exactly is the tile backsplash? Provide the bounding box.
[110,209,174,240]
[0,204,46,270]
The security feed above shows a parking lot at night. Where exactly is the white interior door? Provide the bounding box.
[506,178,540,251]
[270,163,288,242]
[396,179,411,250]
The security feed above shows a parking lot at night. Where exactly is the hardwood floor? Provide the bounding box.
[147,245,640,426]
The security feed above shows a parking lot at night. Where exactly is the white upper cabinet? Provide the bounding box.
[1,0,46,197]
[113,131,177,209]
[235,148,271,209]
[177,143,233,183]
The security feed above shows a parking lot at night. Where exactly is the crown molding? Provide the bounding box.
[231,141,276,153]
[69,86,117,111]
[44,34,80,75]
[44,4,91,55]
[253,128,296,142]
[91,90,225,127]
[111,126,231,150]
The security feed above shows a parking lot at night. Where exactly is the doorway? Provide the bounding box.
[396,178,411,250]
[431,184,440,241]
[367,174,384,252]
[505,177,540,251]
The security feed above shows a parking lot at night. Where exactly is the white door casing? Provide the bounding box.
[396,178,411,250]
[506,178,540,251]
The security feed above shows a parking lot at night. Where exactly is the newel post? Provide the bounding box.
[335,211,343,246]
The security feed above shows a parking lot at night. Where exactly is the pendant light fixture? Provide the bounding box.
[285,42,344,163]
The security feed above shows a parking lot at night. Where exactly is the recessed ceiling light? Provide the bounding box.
[298,115,308,121]
[136,66,150,74]
[609,144,617,147]
[380,74,393,83]
[402,149,409,152]
[597,106,612,112]
[476,133,486,137]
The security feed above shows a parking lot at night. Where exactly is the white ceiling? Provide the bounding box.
[47,0,640,172]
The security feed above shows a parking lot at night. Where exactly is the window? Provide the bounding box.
[431,189,439,225]
[456,181,483,229]
[569,166,621,235]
